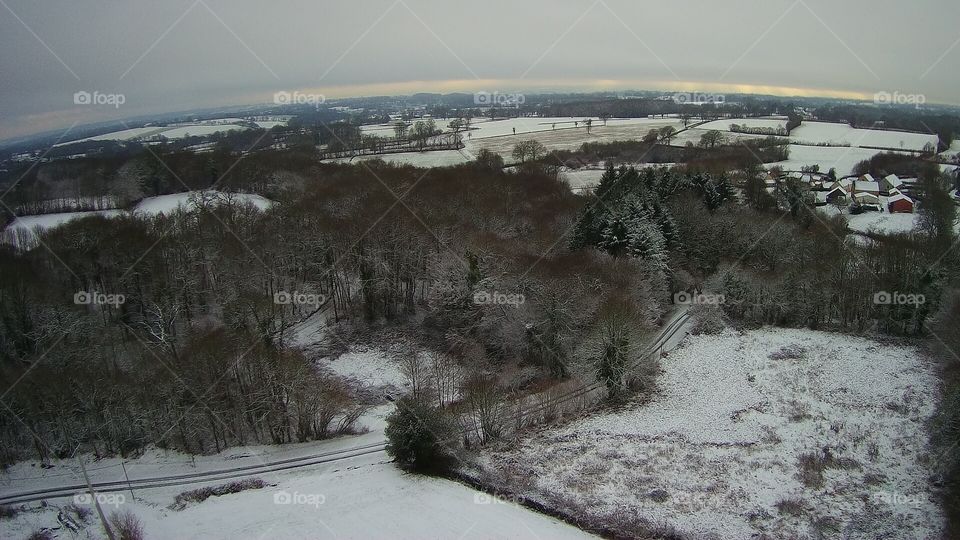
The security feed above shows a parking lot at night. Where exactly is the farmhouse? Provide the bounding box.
[850,177,880,196]
[881,174,903,194]
[887,190,915,213]
[825,184,848,205]
[852,192,882,211]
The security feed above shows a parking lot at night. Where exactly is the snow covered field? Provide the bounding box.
[769,144,911,176]
[360,117,678,142]
[844,212,920,235]
[55,120,263,146]
[3,191,273,247]
[465,120,684,159]
[157,124,250,140]
[698,117,787,132]
[789,121,937,151]
[53,127,169,147]
[478,328,943,538]
[327,149,472,168]
[131,191,272,216]
[1,336,591,540]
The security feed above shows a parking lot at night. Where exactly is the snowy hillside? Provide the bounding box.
[478,327,943,538]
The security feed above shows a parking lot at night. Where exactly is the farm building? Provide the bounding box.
[853,192,882,210]
[850,178,880,196]
[825,185,848,205]
[887,191,915,213]
[881,174,903,194]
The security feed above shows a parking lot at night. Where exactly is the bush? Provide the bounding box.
[26,531,53,540]
[170,478,267,510]
[0,504,18,520]
[689,303,726,335]
[385,396,458,474]
[109,509,145,540]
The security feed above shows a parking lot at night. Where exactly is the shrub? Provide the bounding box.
[170,478,267,510]
[64,502,92,521]
[0,504,18,519]
[109,509,145,540]
[26,530,54,540]
[774,497,807,516]
[385,396,458,474]
[689,303,726,335]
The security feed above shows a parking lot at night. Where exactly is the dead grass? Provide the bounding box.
[109,509,145,540]
[768,345,807,361]
[774,496,807,516]
[170,478,268,510]
[796,448,860,489]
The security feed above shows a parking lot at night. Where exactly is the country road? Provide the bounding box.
[1,308,692,507]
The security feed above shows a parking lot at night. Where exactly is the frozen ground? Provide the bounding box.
[326,149,472,168]
[131,191,272,216]
[1,331,591,539]
[789,121,937,151]
[52,127,169,147]
[55,121,257,146]
[253,120,287,129]
[3,191,273,248]
[667,127,766,148]
[844,212,920,235]
[698,117,787,132]
[465,120,684,159]
[2,445,591,540]
[157,124,249,140]
[768,144,912,176]
[479,327,943,539]
[560,163,677,192]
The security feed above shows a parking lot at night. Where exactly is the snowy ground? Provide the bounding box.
[465,120,684,159]
[478,327,943,539]
[156,124,250,140]
[361,117,676,142]
[1,331,592,539]
[52,127,169,147]
[326,149,472,168]
[560,163,677,192]
[844,212,920,235]
[667,127,766,148]
[789,122,937,152]
[55,120,259,147]
[130,191,272,216]
[698,117,787,132]
[769,145,912,176]
[2,191,273,248]
[2,445,591,540]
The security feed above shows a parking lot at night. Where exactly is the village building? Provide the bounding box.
[887,190,915,213]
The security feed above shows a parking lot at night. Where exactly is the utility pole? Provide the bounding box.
[77,456,115,540]
[121,460,137,502]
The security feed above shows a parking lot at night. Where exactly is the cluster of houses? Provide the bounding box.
[820,173,915,213]
[767,172,916,214]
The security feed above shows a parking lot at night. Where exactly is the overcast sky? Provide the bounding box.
[1,0,958,140]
